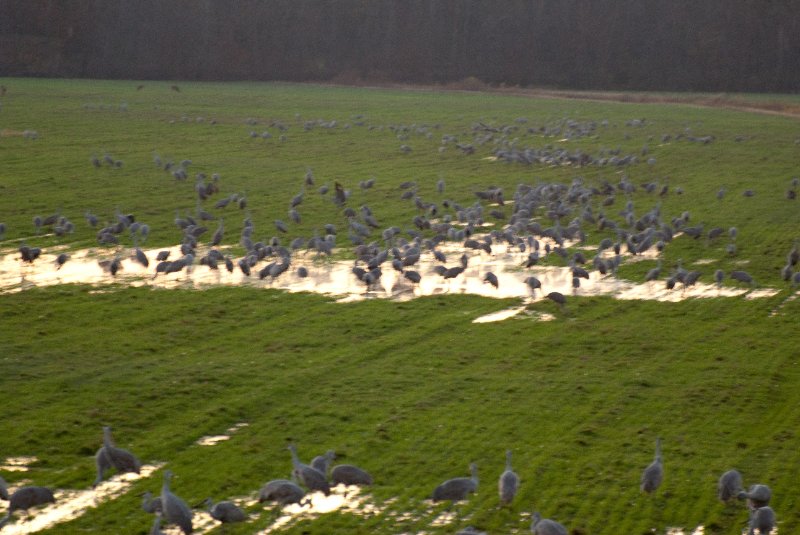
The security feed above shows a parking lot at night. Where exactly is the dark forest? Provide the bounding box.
[1,0,798,92]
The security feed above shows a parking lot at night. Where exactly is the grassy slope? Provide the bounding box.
[2,288,799,534]
[1,78,798,283]
[1,79,799,534]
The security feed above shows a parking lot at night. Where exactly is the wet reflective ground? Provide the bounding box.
[0,241,781,309]
[0,464,163,534]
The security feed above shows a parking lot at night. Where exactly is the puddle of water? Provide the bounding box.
[195,435,230,446]
[260,485,379,534]
[0,241,781,306]
[744,289,779,300]
[0,463,162,534]
[473,307,559,323]
[195,422,248,446]
[667,526,777,535]
[472,306,526,323]
[227,422,249,433]
[666,527,705,535]
[0,457,38,472]
[431,510,457,526]
[527,311,556,321]
[615,281,779,302]
[771,292,799,316]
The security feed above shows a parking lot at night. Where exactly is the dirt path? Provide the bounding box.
[318,80,800,120]
[498,87,800,119]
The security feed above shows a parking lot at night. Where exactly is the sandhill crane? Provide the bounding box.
[432,463,478,502]
[331,464,373,486]
[0,486,56,528]
[259,479,306,506]
[718,469,743,502]
[204,498,246,523]
[498,450,519,505]
[531,511,568,535]
[748,506,775,535]
[640,438,663,494]
[288,444,330,495]
[311,451,336,475]
[160,470,193,535]
[94,426,141,486]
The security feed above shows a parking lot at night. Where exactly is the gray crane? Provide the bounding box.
[640,437,663,494]
[288,444,330,495]
[683,270,701,291]
[311,451,336,475]
[290,190,304,208]
[483,272,499,289]
[645,260,662,286]
[109,256,122,276]
[498,450,519,505]
[730,270,755,286]
[211,220,224,246]
[94,426,141,486]
[748,506,775,535]
[134,248,149,268]
[717,469,743,502]
[404,270,421,284]
[331,464,373,486]
[160,470,193,535]
[524,276,542,297]
[141,491,162,513]
[56,253,70,270]
[739,484,771,509]
[431,463,478,502]
[258,479,306,506]
[530,512,567,535]
[714,269,724,288]
[0,486,56,528]
[204,498,246,523]
[546,292,566,311]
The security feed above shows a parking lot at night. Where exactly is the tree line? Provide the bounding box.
[1,0,798,92]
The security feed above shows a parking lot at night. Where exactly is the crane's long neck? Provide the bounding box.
[162,472,171,494]
[505,451,513,471]
[103,427,113,448]
[655,438,662,461]
[288,446,301,468]
[470,463,478,483]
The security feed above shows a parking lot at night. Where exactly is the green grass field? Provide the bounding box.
[1,78,799,534]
